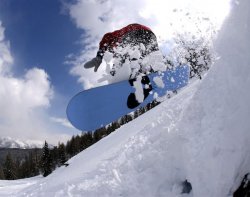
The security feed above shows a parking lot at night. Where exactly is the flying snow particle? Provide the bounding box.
[153,76,165,88]
[171,77,175,83]
[133,76,144,103]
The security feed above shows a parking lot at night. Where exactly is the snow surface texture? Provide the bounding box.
[1,0,250,196]
[0,176,42,196]
[180,0,250,196]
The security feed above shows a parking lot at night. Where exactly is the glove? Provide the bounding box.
[84,56,102,72]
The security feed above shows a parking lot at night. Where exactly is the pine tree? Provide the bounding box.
[139,106,146,115]
[19,150,40,178]
[50,146,59,168]
[74,135,81,153]
[111,122,119,131]
[93,130,102,143]
[79,134,88,151]
[58,143,67,166]
[94,127,107,141]
[28,152,39,177]
[0,166,5,180]
[33,148,40,176]
[125,114,133,123]
[19,155,29,178]
[106,125,113,135]
[3,153,16,180]
[66,136,76,156]
[133,109,140,119]
[85,132,94,147]
[40,141,53,177]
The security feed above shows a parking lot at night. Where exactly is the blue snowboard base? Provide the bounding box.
[67,65,189,131]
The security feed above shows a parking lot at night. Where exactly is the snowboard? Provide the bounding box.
[67,65,189,131]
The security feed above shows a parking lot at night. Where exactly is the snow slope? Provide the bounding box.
[1,78,200,197]
[0,176,42,196]
[179,0,250,196]
[1,0,250,196]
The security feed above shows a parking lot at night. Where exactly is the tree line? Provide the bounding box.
[0,101,159,180]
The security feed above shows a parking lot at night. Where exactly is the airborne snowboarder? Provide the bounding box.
[67,24,190,131]
[83,23,160,78]
[83,23,175,109]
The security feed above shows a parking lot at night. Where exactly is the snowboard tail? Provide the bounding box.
[67,65,189,131]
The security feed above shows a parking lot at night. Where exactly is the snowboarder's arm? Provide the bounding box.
[84,56,102,72]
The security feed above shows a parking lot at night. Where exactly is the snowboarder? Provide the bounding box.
[84,23,160,76]
[83,23,166,109]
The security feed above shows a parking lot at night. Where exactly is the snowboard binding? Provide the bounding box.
[127,75,153,109]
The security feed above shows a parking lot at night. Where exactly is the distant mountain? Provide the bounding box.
[0,137,44,149]
[0,148,42,166]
